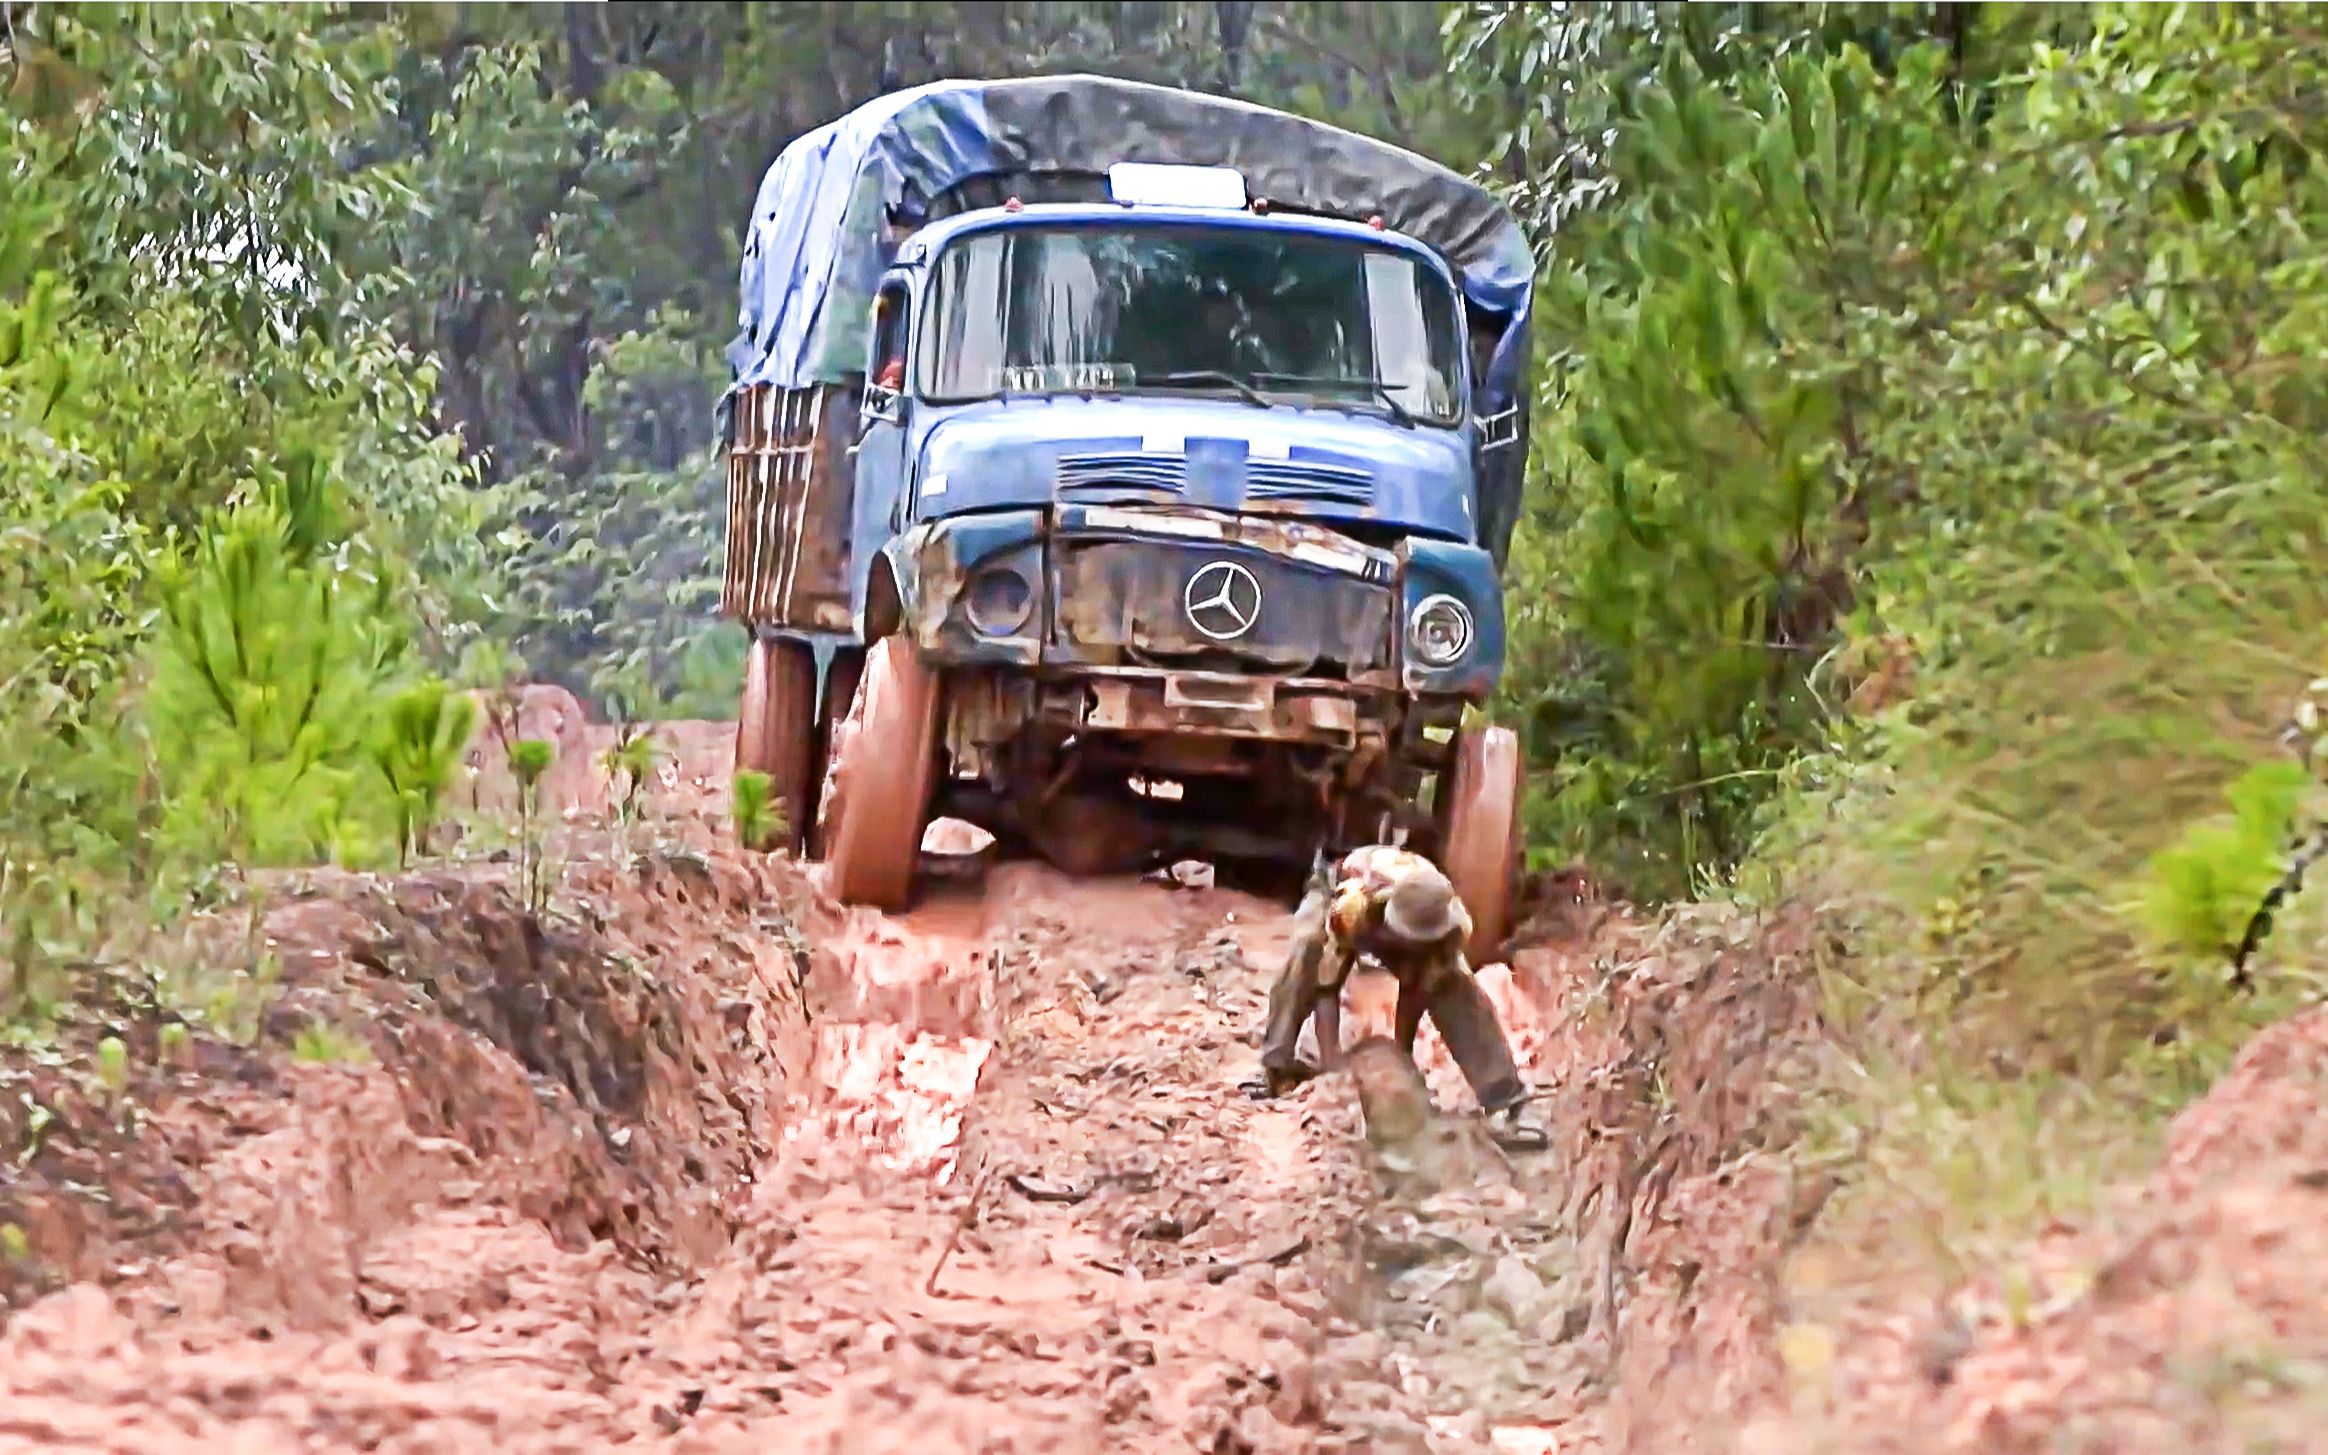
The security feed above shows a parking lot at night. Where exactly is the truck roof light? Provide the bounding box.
[1251,198,1271,215]
[1004,196,1023,213]
[1368,214,1386,230]
[1106,161,1248,210]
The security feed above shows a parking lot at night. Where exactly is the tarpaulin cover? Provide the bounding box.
[728,74,1536,395]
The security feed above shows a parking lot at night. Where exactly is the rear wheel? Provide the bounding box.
[819,636,944,910]
[734,634,818,854]
[1437,723,1522,964]
[808,647,866,858]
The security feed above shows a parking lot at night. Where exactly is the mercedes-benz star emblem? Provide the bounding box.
[1183,560,1263,642]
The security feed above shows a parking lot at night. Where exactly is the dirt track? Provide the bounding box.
[0,713,1587,1453]
[7,708,2328,1454]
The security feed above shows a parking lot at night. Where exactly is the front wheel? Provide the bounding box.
[1436,724,1522,964]
[818,637,944,910]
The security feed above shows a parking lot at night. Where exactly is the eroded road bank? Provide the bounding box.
[0,792,1595,1455]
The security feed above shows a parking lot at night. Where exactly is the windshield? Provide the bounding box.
[914,222,1465,425]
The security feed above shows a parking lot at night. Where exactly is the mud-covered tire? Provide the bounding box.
[819,637,943,910]
[734,635,819,854]
[1438,724,1522,964]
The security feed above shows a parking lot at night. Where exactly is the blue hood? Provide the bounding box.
[913,396,1478,541]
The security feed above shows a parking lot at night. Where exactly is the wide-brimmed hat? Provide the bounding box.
[1382,864,1466,944]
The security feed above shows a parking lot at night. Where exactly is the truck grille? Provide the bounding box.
[1048,536,1394,681]
[1057,451,1379,508]
[1245,458,1375,507]
[1058,451,1185,494]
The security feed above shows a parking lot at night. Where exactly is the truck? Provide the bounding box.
[719,76,1535,956]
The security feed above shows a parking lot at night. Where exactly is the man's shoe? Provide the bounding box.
[1243,1061,1317,1100]
[1485,1102,1550,1153]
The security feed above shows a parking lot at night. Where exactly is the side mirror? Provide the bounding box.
[854,370,905,450]
[1474,404,1519,453]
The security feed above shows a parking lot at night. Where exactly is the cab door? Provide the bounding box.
[850,276,916,565]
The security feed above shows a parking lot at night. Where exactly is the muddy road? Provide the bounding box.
[14,706,2319,1453]
[0,718,1591,1454]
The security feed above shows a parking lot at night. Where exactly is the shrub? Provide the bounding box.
[145,498,405,868]
[731,769,782,853]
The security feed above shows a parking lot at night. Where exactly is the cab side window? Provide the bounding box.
[870,283,909,397]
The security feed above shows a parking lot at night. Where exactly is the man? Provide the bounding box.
[1252,845,1548,1152]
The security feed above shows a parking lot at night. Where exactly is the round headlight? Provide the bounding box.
[963,566,1035,636]
[1408,594,1474,668]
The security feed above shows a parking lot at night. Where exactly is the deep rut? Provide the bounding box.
[3,855,1556,1454]
[704,866,1381,1452]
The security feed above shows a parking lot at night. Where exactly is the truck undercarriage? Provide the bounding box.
[935,662,1464,875]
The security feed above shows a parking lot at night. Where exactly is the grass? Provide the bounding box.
[1722,428,2328,1298]
[290,1021,371,1065]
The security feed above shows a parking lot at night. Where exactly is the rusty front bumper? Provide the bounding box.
[1073,667,1369,748]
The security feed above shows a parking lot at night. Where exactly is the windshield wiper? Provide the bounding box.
[1152,369,1272,409]
[1251,372,1417,428]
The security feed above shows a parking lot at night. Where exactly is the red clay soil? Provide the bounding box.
[5,713,2326,1454]
[1772,1008,2328,1455]
[0,720,1577,1453]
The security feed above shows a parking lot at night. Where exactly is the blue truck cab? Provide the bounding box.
[719,78,1535,953]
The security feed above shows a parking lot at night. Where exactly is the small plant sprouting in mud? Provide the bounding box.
[510,737,555,914]
[290,1021,371,1065]
[156,1021,191,1067]
[94,1034,135,1131]
[95,1035,129,1094]
[0,1222,28,1265]
[372,678,480,867]
[15,1097,56,1163]
[731,769,784,853]
[464,653,527,815]
[603,723,665,845]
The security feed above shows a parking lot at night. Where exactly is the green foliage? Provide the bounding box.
[1474,18,1967,896]
[1462,4,2328,935]
[0,6,483,1022]
[510,737,555,913]
[2140,762,2311,966]
[373,679,482,866]
[603,725,666,826]
[289,1021,371,1065]
[660,631,752,722]
[731,769,782,854]
[1453,8,2328,1270]
[146,498,407,867]
[1792,5,2328,1061]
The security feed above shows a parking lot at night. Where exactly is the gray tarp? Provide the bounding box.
[730,75,1534,389]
